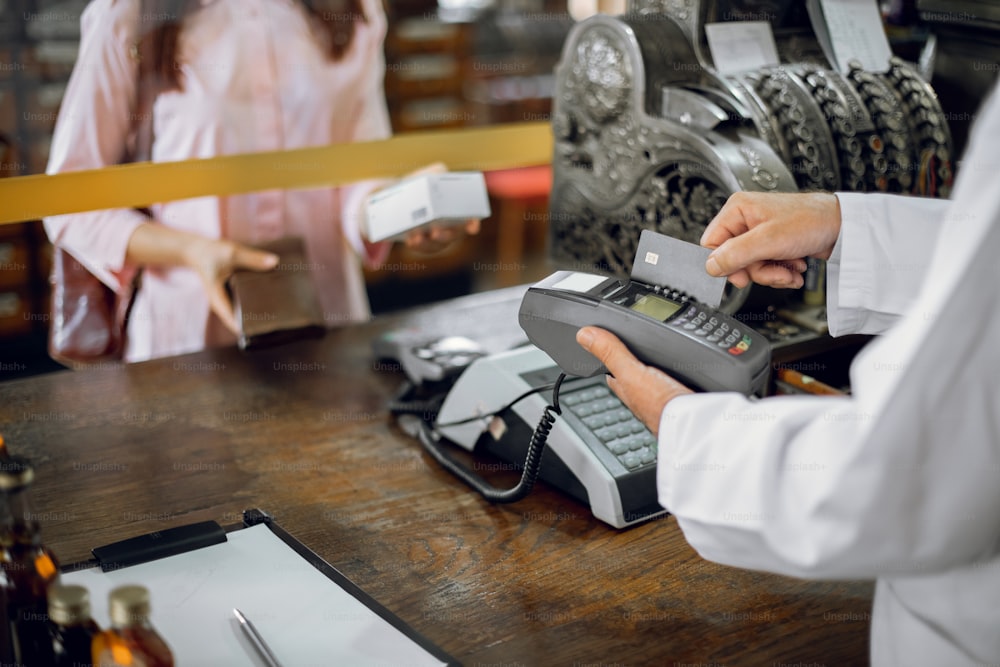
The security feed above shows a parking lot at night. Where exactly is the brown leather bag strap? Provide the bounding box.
[115,0,164,328]
[131,62,156,164]
[128,0,161,164]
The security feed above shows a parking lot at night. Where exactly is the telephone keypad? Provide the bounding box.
[621,452,642,468]
[609,440,630,455]
[564,385,656,471]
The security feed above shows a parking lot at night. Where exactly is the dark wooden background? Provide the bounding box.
[0,287,873,666]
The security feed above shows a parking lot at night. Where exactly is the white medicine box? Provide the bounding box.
[364,171,491,242]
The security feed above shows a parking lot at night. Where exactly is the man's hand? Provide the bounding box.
[576,326,693,437]
[702,191,842,289]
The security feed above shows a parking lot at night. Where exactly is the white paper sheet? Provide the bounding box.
[704,21,781,75]
[807,0,893,73]
[63,523,448,667]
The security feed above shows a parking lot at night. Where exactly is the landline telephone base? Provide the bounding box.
[433,345,667,528]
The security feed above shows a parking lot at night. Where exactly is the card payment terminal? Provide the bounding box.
[519,231,770,395]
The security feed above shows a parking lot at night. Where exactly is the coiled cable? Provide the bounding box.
[412,373,567,504]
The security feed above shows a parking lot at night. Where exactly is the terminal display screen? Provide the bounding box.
[630,294,682,322]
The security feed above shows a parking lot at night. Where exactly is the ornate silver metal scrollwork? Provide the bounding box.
[548,1,954,312]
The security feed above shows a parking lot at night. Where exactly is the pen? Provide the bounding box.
[233,608,284,667]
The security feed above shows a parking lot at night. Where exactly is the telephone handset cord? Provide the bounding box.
[414,373,567,503]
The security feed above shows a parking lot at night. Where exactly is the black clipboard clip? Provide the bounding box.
[91,520,227,573]
[91,509,276,572]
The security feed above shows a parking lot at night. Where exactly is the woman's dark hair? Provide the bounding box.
[134,0,370,93]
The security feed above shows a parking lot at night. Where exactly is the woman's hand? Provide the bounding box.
[392,162,482,254]
[182,237,279,334]
[701,191,842,289]
[126,223,278,335]
[403,219,481,254]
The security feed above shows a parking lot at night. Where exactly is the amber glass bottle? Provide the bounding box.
[92,585,174,667]
[48,583,102,666]
[0,435,61,665]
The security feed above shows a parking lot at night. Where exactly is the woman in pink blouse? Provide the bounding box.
[44,0,473,362]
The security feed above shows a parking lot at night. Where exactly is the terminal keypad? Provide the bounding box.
[670,305,753,355]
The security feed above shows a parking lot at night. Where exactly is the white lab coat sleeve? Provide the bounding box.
[826,192,952,337]
[658,133,1000,578]
[658,321,1000,582]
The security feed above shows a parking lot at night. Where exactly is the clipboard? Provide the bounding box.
[61,509,459,667]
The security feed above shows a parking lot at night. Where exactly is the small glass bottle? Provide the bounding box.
[48,583,101,666]
[0,435,61,666]
[92,585,174,667]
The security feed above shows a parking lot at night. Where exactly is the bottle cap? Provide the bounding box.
[48,584,93,626]
[109,585,151,627]
[0,438,34,491]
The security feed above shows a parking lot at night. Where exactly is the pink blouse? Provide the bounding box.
[44,0,392,362]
